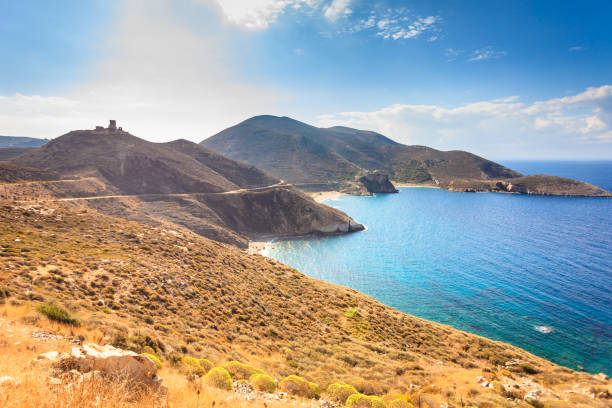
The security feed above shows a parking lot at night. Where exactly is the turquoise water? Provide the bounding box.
[267,162,612,374]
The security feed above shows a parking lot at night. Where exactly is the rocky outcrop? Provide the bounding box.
[446,175,612,197]
[358,172,398,194]
[40,343,164,390]
[194,186,364,239]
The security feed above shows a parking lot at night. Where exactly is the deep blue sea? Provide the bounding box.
[267,161,612,375]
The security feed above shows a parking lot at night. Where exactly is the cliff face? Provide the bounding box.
[358,172,398,193]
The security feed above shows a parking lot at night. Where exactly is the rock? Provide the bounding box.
[594,373,609,382]
[55,343,161,388]
[48,377,62,385]
[39,351,59,360]
[358,172,398,194]
[0,376,18,386]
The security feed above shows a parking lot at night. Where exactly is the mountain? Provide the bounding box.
[5,124,363,247]
[0,135,48,148]
[202,116,611,197]
[0,136,47,161]
[1,202,609,408]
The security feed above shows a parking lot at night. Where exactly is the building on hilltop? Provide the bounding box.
[108,120,117,131]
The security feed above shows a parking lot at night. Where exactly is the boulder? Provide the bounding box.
[358,172,398,194]
[55,343,161,388]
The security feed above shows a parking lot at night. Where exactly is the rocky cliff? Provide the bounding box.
[358,172,398,194]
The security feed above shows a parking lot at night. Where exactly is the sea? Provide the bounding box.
[265,161,612,375]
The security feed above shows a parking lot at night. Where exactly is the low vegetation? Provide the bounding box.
[346,393,387,408]
[36,302,80,326]
[250,373,277,393]
[223,360,263,380]
[204,367,233,390]
[0,203,610,407]
[279,375,321,399]
[328,382,358,404]
[142,352,163,369]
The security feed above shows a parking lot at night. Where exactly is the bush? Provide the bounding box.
[182,356,209,376]
[279,375,321,399]
[37,303,80,326]
[204,367,233,390]
[198,358,214,373]
[350,379,384,396]
[223,361,263,380]
[142,353,162,369]
[346,393,387,408]
[308,382,321,399]
[388,399,413,408]
[519,363,540,374]
[328,383,358,404]
[250,373,276,393]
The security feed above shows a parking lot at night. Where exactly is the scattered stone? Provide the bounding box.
[594,373,609,382]
[39,351,59,360]
[0,376,19,386]
[48,377,62,385]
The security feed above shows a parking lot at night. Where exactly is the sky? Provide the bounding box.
[1,0,611,159]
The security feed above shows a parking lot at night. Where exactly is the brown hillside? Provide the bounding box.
[202,115,611,197]
[0,203,609,407]
[4,125,364,247]
[201,115,521,185]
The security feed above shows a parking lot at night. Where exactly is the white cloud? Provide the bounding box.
[468,46,507,62]
[214,0,318,29]
[352,9,440,41]
[316,85,612,159]
[0,0,288,140]
[569,46,585,52]
[323,0,351,21]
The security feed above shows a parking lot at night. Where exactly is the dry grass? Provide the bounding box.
[0,203,610,408]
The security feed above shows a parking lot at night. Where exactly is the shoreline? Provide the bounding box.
[307,190,347,203]
[392,182,440,188]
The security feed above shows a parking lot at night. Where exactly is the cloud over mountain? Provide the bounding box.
[317,86,612,159]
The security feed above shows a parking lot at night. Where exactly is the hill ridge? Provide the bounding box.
[202,115,611,197]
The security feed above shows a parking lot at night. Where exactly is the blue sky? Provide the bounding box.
[1,0,611,159]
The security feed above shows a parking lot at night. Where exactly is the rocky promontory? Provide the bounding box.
[446,175,612,197]
[358,172,398,194]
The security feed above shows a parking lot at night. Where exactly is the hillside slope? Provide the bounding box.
[202,116,611,196]
[0,135,48,148]
[5,125,363,247]
[0,202,609,408]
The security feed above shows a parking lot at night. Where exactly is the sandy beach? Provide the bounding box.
[247,240,268,255]
[307,190,347,202]
[392,182,440,189]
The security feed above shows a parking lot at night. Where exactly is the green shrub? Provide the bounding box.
[519,363,540,374]
[204,367,233,390]
[279,375,321,399]
[37,303,80,326]
[328,383,358,404]
[198,358,214,373]
[346,393,387,408]
[308,381,321,399]
[388,399,413,408]
[142,353,162,369]
[250,373,277,393]
[223,361,263,380]
[182,356,207,376]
